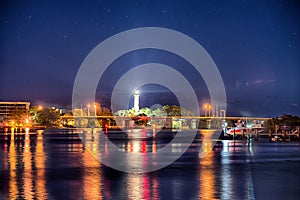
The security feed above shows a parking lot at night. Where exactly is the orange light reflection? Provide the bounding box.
[82,137,103,199]
[23,134,33,199]
[35,133,47,199]
[8,134,17,199]
[199,151,216,199]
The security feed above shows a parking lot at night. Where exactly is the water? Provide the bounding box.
[1,129,300,200]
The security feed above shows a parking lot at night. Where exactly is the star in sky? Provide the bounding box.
[0,0,299,117]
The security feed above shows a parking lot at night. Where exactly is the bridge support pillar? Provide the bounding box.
[241,129,244,140]
[268,129,272,141]
[254,129,258,141]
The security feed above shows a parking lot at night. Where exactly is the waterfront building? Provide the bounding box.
[0,101,30,122]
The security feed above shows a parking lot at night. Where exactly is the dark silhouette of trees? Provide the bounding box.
[267,114,300,131]
[36,108,60,127]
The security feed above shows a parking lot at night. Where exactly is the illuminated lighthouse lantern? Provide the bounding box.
[134,90,140,112]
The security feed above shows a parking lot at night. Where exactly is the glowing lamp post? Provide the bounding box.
[87,104,90,116]
[204,104,208,117]
[94,103,97,116]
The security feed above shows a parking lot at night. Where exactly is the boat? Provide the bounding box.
[226,120,264,135]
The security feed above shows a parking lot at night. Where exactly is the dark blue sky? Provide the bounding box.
[0,0,299,117]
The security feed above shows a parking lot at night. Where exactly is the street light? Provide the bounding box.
[87,104,90,116]
[204,104,208,117]
[204,104,212,117]
[94,103,97,116]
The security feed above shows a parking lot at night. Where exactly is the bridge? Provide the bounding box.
[60,115,271,121]
[59,115,300,142]
[60,115,271,130]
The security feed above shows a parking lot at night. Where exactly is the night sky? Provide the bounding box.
[0,0,299,117]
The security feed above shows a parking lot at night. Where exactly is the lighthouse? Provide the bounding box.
[134,90,140,112]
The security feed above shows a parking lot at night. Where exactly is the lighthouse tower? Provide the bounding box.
[134,90,140,112]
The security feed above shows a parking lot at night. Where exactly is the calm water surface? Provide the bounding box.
[1,129,300,200]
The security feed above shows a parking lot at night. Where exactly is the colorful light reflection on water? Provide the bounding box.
[1,129,300,199]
